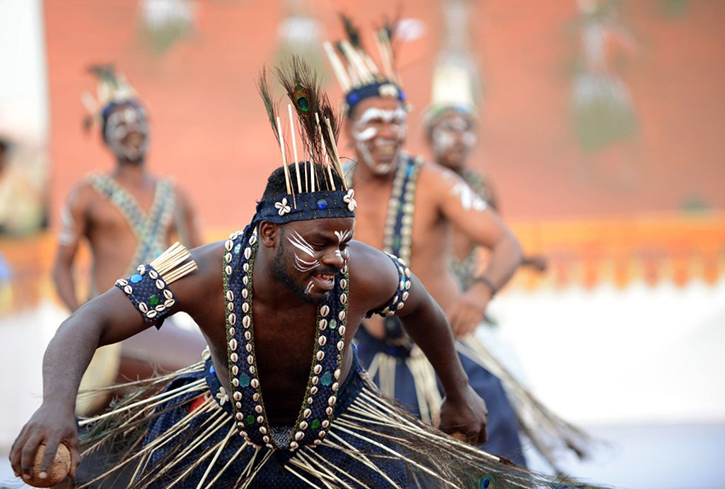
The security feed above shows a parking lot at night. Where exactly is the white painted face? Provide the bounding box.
[288,228,353,295]
[104,104,149,162]
[431,112,476,169]
[351,105,408,175]
[443,170,487,212]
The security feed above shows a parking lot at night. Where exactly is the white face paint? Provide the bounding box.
[58,204,77,246]
[431,114,476,166]
[334,229,353,263]
[304,281,315,295]
[443,170,488,212]
[287,231,320,273]
[105,105,149,162]
[352,106,408,175]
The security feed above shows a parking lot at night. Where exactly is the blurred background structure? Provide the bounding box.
[1,0,724,487]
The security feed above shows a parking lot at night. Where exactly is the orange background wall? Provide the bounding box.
[44,0,725,228]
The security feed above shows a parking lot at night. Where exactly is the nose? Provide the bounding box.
[377,122,398,139]
[321,249,345,269]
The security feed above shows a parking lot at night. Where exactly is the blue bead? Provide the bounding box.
[130,274,143,284]
[349,93,359,103]
[317,199,328,210]
[209,365,215,375]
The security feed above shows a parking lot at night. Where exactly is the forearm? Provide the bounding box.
[477,233,523,291]
[41,308,105,410]
[400,291,469,400]
[53,266,79,312]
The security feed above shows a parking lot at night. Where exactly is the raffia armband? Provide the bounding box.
[115,242,197,329]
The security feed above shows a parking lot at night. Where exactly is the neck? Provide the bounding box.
[112,160,149,183]
[447,162,466,176]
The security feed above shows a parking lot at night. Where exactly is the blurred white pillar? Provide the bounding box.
[0,0,49,145]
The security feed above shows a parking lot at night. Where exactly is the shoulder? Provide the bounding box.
[65,178,100,210]
[188,239,226,277]
[348,240,399,309]
[416,160,466,200]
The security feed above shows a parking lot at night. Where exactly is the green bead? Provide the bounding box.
[148,295,159,306]
[320,371,332,386]
[310,419,321,430]
[245,414,255,426]
[239,373,250,387]
[329,319,337,329]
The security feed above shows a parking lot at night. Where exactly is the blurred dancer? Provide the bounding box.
[423,69,547,295]
[53,65,205,413]
[325,17,528,465]
[423,57,590,473]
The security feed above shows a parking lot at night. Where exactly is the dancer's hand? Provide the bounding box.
[448,284,490,339]
[10,402,80,482]
[439,385,488,445]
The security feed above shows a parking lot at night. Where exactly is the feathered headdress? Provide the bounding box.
[422,0,480,132]
[81,64,143,132]
[255,56,356,225]
[422,60,479,132]
[324,14,406,115]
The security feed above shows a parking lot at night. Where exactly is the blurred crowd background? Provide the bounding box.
[1,1,723,487]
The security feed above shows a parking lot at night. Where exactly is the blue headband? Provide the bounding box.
[254,189,356,225]
[345,82,406,114]
[100,99,144,122]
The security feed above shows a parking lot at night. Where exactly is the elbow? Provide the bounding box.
[51,262,63,288]
[506,232,524,268]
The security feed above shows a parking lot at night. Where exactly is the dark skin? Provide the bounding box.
[53,103,202,311]
[11,216,488,481]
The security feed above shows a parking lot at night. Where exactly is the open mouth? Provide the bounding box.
[312,272,336,291]
[373,140,398,157]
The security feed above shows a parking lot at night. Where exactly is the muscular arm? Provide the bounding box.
[436,167,523,289]
[11,242,219,480]
[52,186,89,312]
[351,242,487,443]
[434,167,523,337]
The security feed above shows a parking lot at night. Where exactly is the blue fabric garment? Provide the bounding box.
[356,325,527,466]
[139,348,409,488]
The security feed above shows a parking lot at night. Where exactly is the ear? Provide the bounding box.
[258,221,280,248]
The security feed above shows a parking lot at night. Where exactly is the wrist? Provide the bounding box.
[470,276,497,297]
[442,377,470,402]
[42,396,76,414]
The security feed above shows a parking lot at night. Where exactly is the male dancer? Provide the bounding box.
[423,62,548,293]
[324,19,528,465]
[422,57,590,472]
[327,17,591,469]
[53,65,204,412]
[9,63,563,488]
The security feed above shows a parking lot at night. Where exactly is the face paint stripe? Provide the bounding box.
[287,231,316,257]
